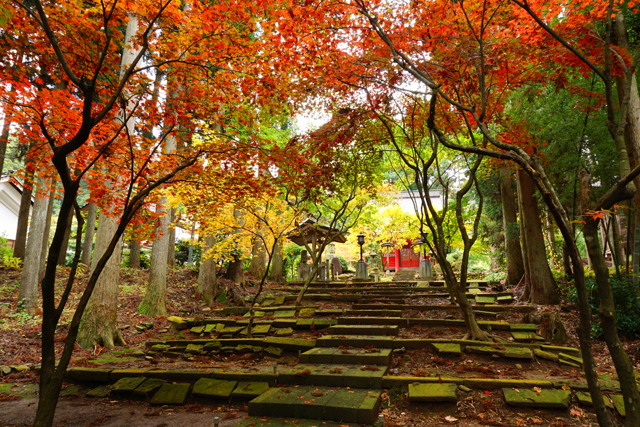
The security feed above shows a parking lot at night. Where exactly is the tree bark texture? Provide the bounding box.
[13,170,34,260]
[57,208,74,266]
[81,203,97,267]
[500,164,525,286]
[77,209,125,349]
[129,227,142,269]
[38,187,55,282]
[139,206,171,316]
[517,169,559,304]
[517,176,531,299]
[166,208,175,267]
[580,171,640,425]
[197,235,217,305]
[269,239,285,282]
[248,234,266,278]
[18,178,50,311]
[225,254,246,286]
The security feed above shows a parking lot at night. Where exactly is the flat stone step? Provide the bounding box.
[359,297,406,304]
[511,332,545,341]
[345,310,403,317]
[337,317,406,326]
[235,417,359,427]
[316,335,395,348]
[300,348,392,365]
[433,343,461,355]
[278,364,387,388]
[503,388,571,409]
[327,325,399,336]
[408,383,458,402]
[150,383,191,405]
[192,378,237,399]
[248,386,381,424]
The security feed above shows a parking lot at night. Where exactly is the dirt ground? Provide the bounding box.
[0,266,635,426]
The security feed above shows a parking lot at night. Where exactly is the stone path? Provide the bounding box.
[59,277,628,425]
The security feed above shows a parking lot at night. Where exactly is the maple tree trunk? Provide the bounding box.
[81,203,96,266]
[78,209,125,349]
[517,170,559,304]
[269,239,284,282]
[18,177,50,311]
[38,187,55,282]
[139,206,171,316]
[57,208,74,266]
[580,172,640,425]
[13,170,33,260]
[500,164,525,287]
[197,235,217,305]
[129,229,142,269]
[166,209,176,267]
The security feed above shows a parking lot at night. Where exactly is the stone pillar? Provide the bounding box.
[419,259,433,279]
[356,260,368,279]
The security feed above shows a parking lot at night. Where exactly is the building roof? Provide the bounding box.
[287,218,348,246]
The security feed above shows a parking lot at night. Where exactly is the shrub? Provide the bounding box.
[567,275,640,339]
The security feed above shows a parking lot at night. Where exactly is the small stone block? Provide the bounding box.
[203,341,222,352]
[273,310,296,318]
[219,326,244,335]
[298,308,316,317]
[264,346,283,358]
[133,378,166,397]
[559,359,581,369]
[110,377,146,394]
[433,343,461,355]
[193,378,237,399]
[150,344,172,352]
[190,326,205,334]
[534,349,559,362]
[609,394,626,417]
[408,383,458,402]
[466,345,499,355]
[204,324,216,333]
[150,383,190,405]
[235,345,255,354]
[243,311,265,318]
[475,296,496,304]
[86,385,110,398]
[324,388,364,423]
[240,324,271,336]
[511,331,545,341]
[576,392,614,408]
[499,347,533,359]
[497,295,513,303]
[275,327,293,336]
[185,344,203,355]
[559,352,583,366]
[503,388,570,409]
[274,296,285,305]
[231,382,270,399]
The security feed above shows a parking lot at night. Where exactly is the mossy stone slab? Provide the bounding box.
[559,352,583,366]
[110,376,146,394]
[190,326,205,334]
[248,386,299,418]
[223,307,250,316]
[292,388,338,419]
[203,341,222,352]
[478,321,510,331]
[243,311,265,318]
[133,378,166,397]
[298,308,317,317]
[510,324,537,332]
[231,382,270,399]
[534,349,559,362]
[150,344,172,352]
[274,296,286,305]
[86,385,110,398]
[408,383,458,402]
[273,310,296,318]
[433,343,461,355]
[463,379,553,390]
[475,296,496,304]
[327,325,399,336]
[344,366,386,388]
[559,359,581,369]
[275,327,293,336]
[264,346,283,357]
[185,344,203,355]
[499,347,533,359]
[503,388,570,409]
[150,383,190,405]
[497,295,514,303]
[466,345,499,355]
[219,326,244,335]
[540,345,580,355]
[323,388,366,423]
[167,316,191,330]
[263,337,316,351]
[67,367,112,382]
[192,378,237,399]
[203,324,216,334]
[609,394,626,417]
[316,335,394,348]
[511,331,545,341]
[239,324,271,336]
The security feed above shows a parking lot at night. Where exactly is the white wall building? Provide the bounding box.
[396,189,444,214]
[0,175,32,245]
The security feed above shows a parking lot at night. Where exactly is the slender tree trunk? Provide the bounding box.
[562,241,573,279]
[13,170,34,260]
[248,234,266,278]
[517,175,531,299]
[500,164,525,286]
[0,83,16,176]
[129,228,142,269]
[139,206,171,315]
[166,209,175,267]
[197,235,217,305]
[77,208,126,348]
[57,208,74,266]
[517,170,559,304]
[270,239,284,282]
[38,187,55,282]
[225,254,246,286]
[18,178,50,311]
[81,203,97,267]
[580,171,640,425]
[545,210,559,268]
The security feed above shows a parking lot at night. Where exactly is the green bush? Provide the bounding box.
[567,275,640,339]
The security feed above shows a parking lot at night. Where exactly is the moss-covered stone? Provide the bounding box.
[408,383,458,402]
[463,379,553,390]
[559,352,583,366]
[203,341,222,352]
[223,307,250,316]
[185,344,203,355]
[150,383,190,405]
[264,346,283,357]
[239,324,271,336]
[499,347,533,359]
[66,367,112,382]
[433,343,461,355]
[298,308,316,317]
[133,378,166,397]
[475,296,496,304]
[503,388,570,409]
[150,344,172,352]
[273,310,296,318]
[192,378,237,399]
[510,324,537,332]
[275,327,293,336]
[167,316,191,330]
[110,377,146,394]
[86,385,110,398]
[231,382,270,399]
[533,349,559,362]
[511,331,545,341]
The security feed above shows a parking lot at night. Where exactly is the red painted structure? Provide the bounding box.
[382,241,421,271]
